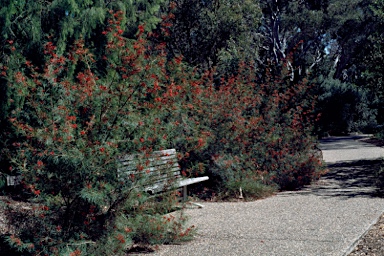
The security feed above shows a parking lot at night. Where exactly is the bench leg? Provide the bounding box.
[183,185,187,202]
[182,186,204,208]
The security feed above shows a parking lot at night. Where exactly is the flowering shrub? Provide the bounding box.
[3,11,195,255]
[181,60,324,196]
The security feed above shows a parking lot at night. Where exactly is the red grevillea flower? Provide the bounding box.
[37,160,43,168]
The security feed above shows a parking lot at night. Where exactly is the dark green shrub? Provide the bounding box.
[316,77,377,136]
[2,11,194,255]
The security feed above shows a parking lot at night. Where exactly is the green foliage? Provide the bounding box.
[3,11,193,255]
[0,0,167,51]
[226,179,275,199]
[355,1,384,136]
[3,0,372,253]
[258,0,329,79]
[164,0,262,71]
[194,61,324,192]
[372,0,384,19]
[168,56,324,194]
[0,0,169,183]
[325,0,377,81]
[316,76,377,135]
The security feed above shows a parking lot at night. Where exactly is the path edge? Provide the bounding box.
[342,211,384,256]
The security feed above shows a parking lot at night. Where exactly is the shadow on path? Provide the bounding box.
[319,136,378,150]
[283,159,384,199]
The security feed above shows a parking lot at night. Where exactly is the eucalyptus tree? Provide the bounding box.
[255,0,381,134]
[256,0,330,82]
[163,0,262,74]
[311,0,380,134]
[325,0,377,82]
[357,0,384,127]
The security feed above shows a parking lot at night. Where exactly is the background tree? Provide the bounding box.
[256,0,329,82]
[162,0,262,73]
[256,0,382,135]
[315,0,382,134]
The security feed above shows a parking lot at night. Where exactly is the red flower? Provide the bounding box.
[116,234,126,244]
[138,24,145,33]
[197,138,205,148]
[169,1,177,10]
[66,115,76,121]
[37,160,43,168]
[70,249,82,256]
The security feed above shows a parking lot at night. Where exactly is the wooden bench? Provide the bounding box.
[117,149,209,207]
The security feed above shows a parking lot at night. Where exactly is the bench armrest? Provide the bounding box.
[178,176,209,187]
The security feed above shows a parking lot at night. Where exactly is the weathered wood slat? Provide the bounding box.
[120,169,181,184]
[118,149,177,162]
[117,149,209,205]
[119,158,178,168]
[119,161,179,172]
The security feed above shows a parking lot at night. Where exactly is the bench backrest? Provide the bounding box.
[117,149,181,194]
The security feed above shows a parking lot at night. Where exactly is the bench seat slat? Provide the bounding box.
[118,149,177,162]
[119,162,179,172]
[119,156,177,165]
[119,168,181,181]
[117,149,209,200]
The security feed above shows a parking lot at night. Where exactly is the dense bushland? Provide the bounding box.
[1,7,324,256]
[315,76,377,136]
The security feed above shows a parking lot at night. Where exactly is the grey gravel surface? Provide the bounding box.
[149,135,384,256]
[320,135,384,163]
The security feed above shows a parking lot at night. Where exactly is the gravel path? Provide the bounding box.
[320,135,384,163]
[148,135,384,256]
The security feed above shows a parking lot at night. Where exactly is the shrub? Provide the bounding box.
[183,60,324,194]
[2,11,194,255]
